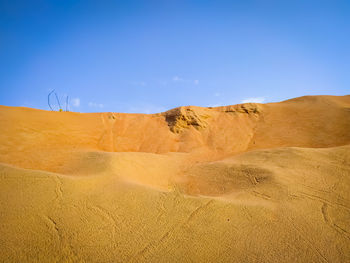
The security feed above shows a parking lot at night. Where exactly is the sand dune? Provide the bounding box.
[0,95,350,262]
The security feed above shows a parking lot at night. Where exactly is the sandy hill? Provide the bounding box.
[0,95,349,262]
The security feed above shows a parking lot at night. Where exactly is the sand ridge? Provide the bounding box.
[0,95,350,262]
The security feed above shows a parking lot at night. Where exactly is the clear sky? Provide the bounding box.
[1,0,349,113]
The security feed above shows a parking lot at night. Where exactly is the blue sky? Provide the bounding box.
[1,0,349,113]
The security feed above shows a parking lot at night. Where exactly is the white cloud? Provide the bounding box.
[241,97,265,103]
[172,76,183,81]
[71,98,80,107]
[214,92,221,97]
[207,103,223,107]
[172,76,199,85]
[88,102,104,108]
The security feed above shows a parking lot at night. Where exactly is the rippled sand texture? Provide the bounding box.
[1,95,350,262]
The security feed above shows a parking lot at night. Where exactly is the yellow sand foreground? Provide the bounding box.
[0,95,349,262]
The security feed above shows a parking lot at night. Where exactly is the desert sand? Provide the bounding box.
[0,95,350,262]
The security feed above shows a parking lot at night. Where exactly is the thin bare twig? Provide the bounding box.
[65,96,69,112]
[48,89,55,111]
[55,92,62,111]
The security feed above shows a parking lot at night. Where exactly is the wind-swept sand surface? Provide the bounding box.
[0,95,350,262]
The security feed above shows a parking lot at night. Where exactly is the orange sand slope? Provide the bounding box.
[0,95,350,262]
